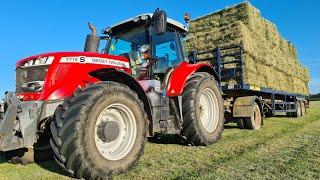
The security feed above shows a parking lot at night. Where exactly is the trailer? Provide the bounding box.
[192,44,309,129]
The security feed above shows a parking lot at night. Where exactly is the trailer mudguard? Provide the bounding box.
[233,96,263,118]
[166,61,219,97]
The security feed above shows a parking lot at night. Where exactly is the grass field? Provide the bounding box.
[0,101,319,180]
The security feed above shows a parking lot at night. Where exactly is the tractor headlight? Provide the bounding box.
[140,15,149,20]
[133,15,149,23]
[133,16,141,22]
[22,56,54,67]
[0,101,4,113]
[21,81,45,92]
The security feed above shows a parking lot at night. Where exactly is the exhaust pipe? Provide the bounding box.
[84,23,100,52]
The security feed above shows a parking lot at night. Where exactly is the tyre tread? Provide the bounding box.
[50,82,147,179]
[181,72,224,146]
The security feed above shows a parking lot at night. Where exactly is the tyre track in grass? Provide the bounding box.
[0,103,318,180]
[199,102,320,179]
[201,117,320,179]
[116,102,320,179]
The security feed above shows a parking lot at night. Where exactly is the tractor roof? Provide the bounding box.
[104,13,188,35]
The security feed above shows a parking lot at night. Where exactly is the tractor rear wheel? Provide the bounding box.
[50,82,147,179]
[181,72,224,146]
[243,102,262,130]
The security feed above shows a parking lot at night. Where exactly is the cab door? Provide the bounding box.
[151,28,184,74]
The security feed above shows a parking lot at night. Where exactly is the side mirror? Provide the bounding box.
[154,10,167,35]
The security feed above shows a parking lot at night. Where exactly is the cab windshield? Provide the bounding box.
[108,26,149,56]
[107,24,188,74]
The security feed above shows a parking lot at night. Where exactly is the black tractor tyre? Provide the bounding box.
[181,72,224,146]
[3,133,53,164]
[300,101,306,116]
[236,118,246,129]
[50,82,147,179]
[243,102,262,130]
[33,133,53,162]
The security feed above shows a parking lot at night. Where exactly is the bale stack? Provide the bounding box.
[186,1,310,95]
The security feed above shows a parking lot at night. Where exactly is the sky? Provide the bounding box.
[0,0,319,95]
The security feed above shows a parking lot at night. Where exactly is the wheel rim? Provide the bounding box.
[297,102,301,116]
[199,87,219,133]
[254,106,261,129]
[301,102,305,115]
[94,103,137,161]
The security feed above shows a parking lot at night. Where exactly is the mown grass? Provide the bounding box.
[0,101,319,179]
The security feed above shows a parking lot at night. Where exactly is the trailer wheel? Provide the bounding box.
[243,102,262,130]
[181,72,224,146]
[50,82,147,179]
[293,101,302,117]
[300,101,306,116]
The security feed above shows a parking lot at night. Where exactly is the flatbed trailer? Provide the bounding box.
[192,45,309,128]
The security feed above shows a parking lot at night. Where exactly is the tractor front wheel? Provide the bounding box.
[50,82,147,179]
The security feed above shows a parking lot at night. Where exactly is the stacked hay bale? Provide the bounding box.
[186,1,310,95]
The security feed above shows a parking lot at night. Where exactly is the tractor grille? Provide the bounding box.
[16,65,49,93]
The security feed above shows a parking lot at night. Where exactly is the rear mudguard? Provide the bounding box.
[166,61,220,97]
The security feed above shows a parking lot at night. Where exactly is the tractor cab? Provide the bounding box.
[102,11,189,84]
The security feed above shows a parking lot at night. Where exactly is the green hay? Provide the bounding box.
[186,2,310,95]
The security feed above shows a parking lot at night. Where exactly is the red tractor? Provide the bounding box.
[0,10,224,178]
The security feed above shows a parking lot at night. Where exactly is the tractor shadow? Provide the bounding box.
[149,114,299,145]
[224,124,239,129]
[223,114,300,130]
[148,134,187,145]
[37,160,71,177]
[272,114,301,119]
[148,125,241,145]
[0,152,71,178]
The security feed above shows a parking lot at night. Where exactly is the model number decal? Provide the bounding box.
[60,56,129,68]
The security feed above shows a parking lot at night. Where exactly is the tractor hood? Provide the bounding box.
[15,52,131,101]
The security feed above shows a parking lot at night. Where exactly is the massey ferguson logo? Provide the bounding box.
[79,56,86,62]
[60,56,129,68]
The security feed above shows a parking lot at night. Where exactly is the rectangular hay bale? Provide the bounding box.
[186,1,310,95]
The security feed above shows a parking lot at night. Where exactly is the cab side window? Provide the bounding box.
[109,38,132,56]
[152,28,182,73]
[155,41,178,66]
